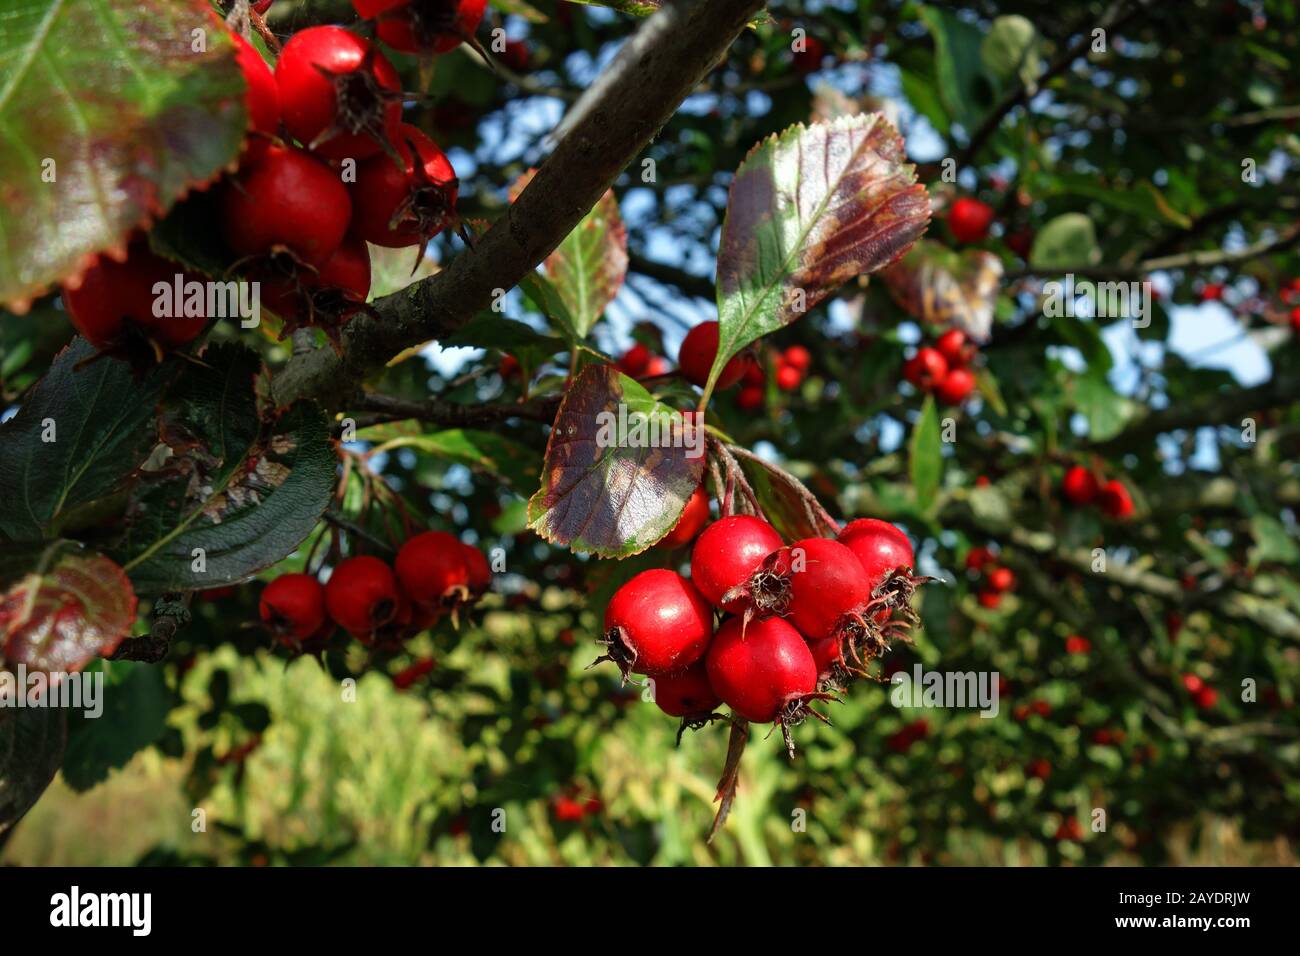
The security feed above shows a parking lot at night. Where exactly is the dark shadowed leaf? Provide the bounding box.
[713,113,929,392]
[443,312,567,372]
[0,0,247,309]
[736,454,840,541]
[371,428,542,495]
[0,339,176,543]
[61,660,170,792]
[0,546,137,676]
[881,239,1004,343]
[0,705,66,837]
[528,365,705,556]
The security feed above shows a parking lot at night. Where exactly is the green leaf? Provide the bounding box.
[0,705,66,837]
[543,187,628,340]
[61,661,170,792]
[520,271,581,342]
[1073,374,1129,442]
[1249,514,1300,565]
[527,365,705,556]
[443,311,568,373]
[909,396,942,511]
[371,428,542,495]
[366,244,439,299]
[492,0,550,22]
[1030,214,1101,270]
[0,0,248,309]
[568,0,662,14]
[116,346,335,592]
[1050,312,1114,375]
[0,339,177,543]
[981,15,1040,90]
[0,546,137,676]
[919,6,995,128]
[713,113,929,393]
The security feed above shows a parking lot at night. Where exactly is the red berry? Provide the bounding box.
[616,342,652,377]
[262,233,373,332]
[774,361,803,392]
[643,355,671,377]
[1032,699,1052,718]
[934,328,973,367]
[782,345,812,372]
[62,240,207,352]
[986,566,1016,593]
[1055,817,1082,841]
[395,531,471,606]
[705,616,818,723]
[651,662,720,718]
[903,347,949,390]
[231,33,280,163]
[361,0,489,55]
[965,545,995,571]
[1062,465,1099,506]
[678,321,747,389]
[1289,306,1300,332]
[784,538,871,642]
[1065,634,1091,655]
[741,358,766,387]
[500,39,530,72]
[460,543,492,595]
[690,516,783,613]
[659,484,711,549]
[977,589,1001,609]
[736,384,765,411]
[1200,282,1224,302]
[1181,673,1204,695]
[1026,758,1051,780]
[837,518,914,591]
[1195,687,1218,709]
[219,145,351,267]
[259,573,326,641]
[325,556,400,636]
[603,569,714,676]
[1098,479,1134,519]
[500,353,521,380]
[948,197,994,244]
[935,367,976,405]
[275,25,401,160]
[1005,228,1033,259]
[552,794,585,822]
[349,123,458,248]
[792,35,826,75]
[807,635,844,682]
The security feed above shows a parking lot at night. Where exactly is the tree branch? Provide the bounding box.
[343,392,561,429]
[272,0,764,410]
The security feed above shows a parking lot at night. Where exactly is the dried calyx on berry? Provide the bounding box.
[597,569,714,684]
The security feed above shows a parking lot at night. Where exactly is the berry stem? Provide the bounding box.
[707,716,749,844]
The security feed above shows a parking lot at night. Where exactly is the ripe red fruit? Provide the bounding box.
[948,197,994,244]
[325,556,400,636]
[1061,465,1099,506]
[792,35,826,75]
[977,589,1001,609]
[552,794,586,823]
[1098,479,1134,519]
[1199,282,1224,302]
[679,321,747,389]
[705,616,818,723]
[460,543,491,595]
[349,123,459,248]
[965,545,995,571]
[903,347,948,390]
[1026,758,1051,780]
[643,355,671,377]
[275,26,401,160]
[782,345,811,372]
[1195,687,1218,709]
[499,353,521,380]
[741,359,766,387]
[934,328,973,367]
[361,0,489,55]
[784,538,871,642]
[774,362,803,392]
[500,39,530,72]
[219,145,351,267]
[395,531,471,606]
[1005,228,1034,259]
[690,515,783,613]
[1032,699,1052,718]
[1065,634,1091,655]
[62,241,207,351]
[838,518,914,592]
[807,635,845,683]
[659,484,711,549]
[259,573,326,641]
[986,566,1016,593]
[935,367,976,405]
[231,33,280,163]
[616,342,652,377]
[651,662,721,719]
[262,233,373,333]
[603,569,714,677]
[1289,306,1300,332]
[1055,817,1082,841]
[736,384,765,411]
[1181,673,1204,695]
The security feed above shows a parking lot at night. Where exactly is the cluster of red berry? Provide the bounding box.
[734,344,812,411]
[599,510,921,751]
[1180,673,1218,711]
[551,788,603,823]
[1062,464,1134,519]
[904,327,978,405]
[258,531,489,649]
[964,545,1016,609]
[61,3,480,358]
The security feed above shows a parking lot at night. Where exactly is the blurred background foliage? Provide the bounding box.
[4,0,1300,865]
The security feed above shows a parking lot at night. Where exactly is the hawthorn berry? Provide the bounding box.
[784,538,871,643]
[261,233,372,337]
[460,542,492,595]
[1200,282,1224,302]
[659,484,711,549]
[358,0,489,55]
[965,545,995,572]
[792,35,827,75]
[986,566,1016,593]
[1181,673,1204,695]
[602,569,714,677]
[736,384,765,411]
[1289,306,1300,332]
[782,345,812,373]
[395,531,471,606]
[838,518,914,592]
[1098,479,1134,519]
[903,347,948,390]
[1195,687,1218,709]
[705,616,823,734]
[616,342,652,377]
[1062,465,1099,506]
[1005,228,1034,259]
[774,361,803,392]
[219,145,351,268]
[948,197,993,244]
[678,320,747,389]
[934,328,973,367]
[500,39,530,72]
[1065,634,1091,655]
[935,367,976,405]
[977,589,1001,609]
[325,555,400,636]
[651,662,721,719]
[275,25,402,160]
[349,123,458,249]
[231,33,280,163]
[259,573,326,642]
[690,515,783,613]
